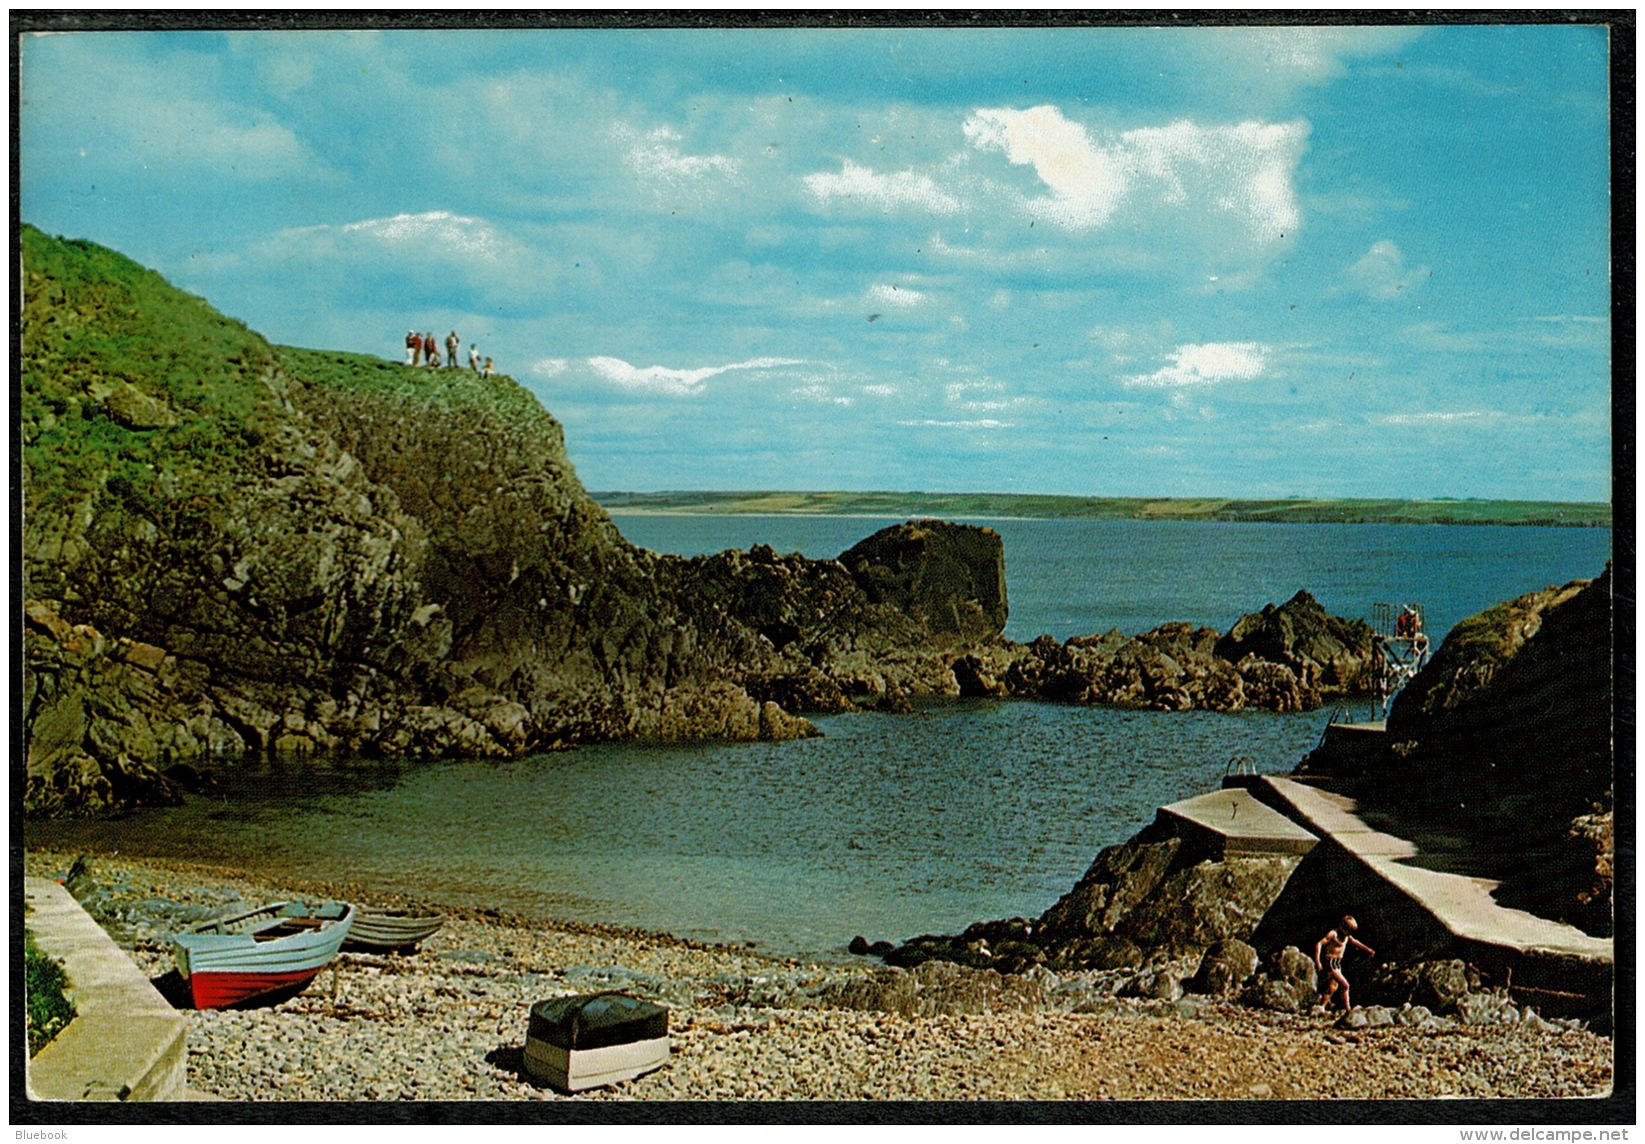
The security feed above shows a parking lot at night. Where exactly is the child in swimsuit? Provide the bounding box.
[1314,915,1375,1011]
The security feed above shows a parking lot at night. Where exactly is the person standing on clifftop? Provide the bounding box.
[422,332,437,367]
[406,329,421,366]
[469,343,481,371]
[446,330,460,368]
[1315,915,1375,1012]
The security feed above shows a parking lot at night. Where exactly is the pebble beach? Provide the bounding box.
[24,849,1615,1103]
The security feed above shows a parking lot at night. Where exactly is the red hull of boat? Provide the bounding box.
[187,967,323,1009]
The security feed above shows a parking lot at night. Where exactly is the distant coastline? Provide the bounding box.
[592,491,1612,528]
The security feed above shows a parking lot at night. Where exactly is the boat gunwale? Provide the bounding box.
[171,902,355,975]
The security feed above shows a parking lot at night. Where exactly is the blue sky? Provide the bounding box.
[20,24,1613,500]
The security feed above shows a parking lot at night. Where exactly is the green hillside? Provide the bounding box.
[594,490,1611,528]
[21,224,280,518]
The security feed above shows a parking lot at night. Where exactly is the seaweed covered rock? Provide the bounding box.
[995,592,1373,715]
[1216,590,1377,694]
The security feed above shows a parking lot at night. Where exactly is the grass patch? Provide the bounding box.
[25,930,76,1056]
[275,345,549,425]
[21,224,279,519]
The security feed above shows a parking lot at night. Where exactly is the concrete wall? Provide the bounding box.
[25,877,189,1101]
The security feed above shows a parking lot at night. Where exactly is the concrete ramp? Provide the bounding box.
[1158,788,1319,857]
[1246,776,1610,1013]
[1255,777,1610,960]
[1252,780,1416,858]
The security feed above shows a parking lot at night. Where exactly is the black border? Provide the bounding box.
[9,8,1635,1128]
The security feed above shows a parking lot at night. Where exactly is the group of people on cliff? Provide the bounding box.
[405,329,492,376]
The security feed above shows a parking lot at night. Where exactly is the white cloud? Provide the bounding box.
[944,381,1020,413]
[533,358,569,378]
[621,126,739,184]
[862,384,899,397]
[237,211,563,312]
[964,106,1125,228]
[794,383,853,407]
[1373,410,1491,426]
[868,282,925,309]
[585,355,807,397]
[340,211,507,260]
[1345,239,1429,300]
[1126,342,1270,388]
[964,106,1307,239]
[899,419,1010,430]
[804,160,963,214]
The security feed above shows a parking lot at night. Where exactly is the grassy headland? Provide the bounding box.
[274,345,552,425]
[594,490,1610,527]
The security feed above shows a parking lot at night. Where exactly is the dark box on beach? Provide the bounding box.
[527,992,669,1051]
[524,992,672,1092]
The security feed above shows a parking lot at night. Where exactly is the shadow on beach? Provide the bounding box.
[483,1044,528,1083]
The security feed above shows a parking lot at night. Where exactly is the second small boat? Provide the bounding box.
[344,908,445,952]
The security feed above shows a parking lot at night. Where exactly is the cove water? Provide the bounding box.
[27,517,1609,957]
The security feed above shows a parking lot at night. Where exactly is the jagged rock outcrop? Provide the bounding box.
[950,590,1376,714]
[660,523,1009,712]
[837,521,1008,642]
[1216,590,1377,694]
[1388,572,1607,748]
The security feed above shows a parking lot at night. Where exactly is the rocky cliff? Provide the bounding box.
[20,227,1006,815]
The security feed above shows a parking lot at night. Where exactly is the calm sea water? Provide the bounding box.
[29,517,1609,956]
